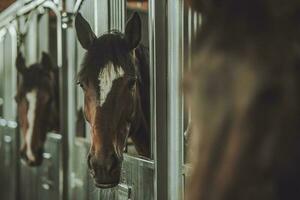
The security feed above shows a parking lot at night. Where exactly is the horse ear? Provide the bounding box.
[16,52,27,74]
[125,12,142,50]
[75,13,97,50]
[41,52,54,71]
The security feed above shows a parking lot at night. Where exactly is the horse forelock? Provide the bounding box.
[77,33,143,96]
[98,62,125,106]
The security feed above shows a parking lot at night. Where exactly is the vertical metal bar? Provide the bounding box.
[0,33,4,117]
[65,1,86,199]
[121,0,125,32]
[118,0,121,31]
[3,24,17,121]
[149,0,168,199]
[108,0,111,30]
[112,0,115,30]
[94,0,98,35]
[116,0,119,30]
[42,2,66,199]
[37,11,49,56]
[96,0,109,35]
[167,0,184,199]
[26,12,38,64]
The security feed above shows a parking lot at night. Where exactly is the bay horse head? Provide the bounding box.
[75,12,150,188]
[15,52,59,166]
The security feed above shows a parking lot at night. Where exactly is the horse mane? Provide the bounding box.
[50,66,60,132]
[135,44,150,125]
[186,1,300,199]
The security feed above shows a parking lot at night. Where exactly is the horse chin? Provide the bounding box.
[94,182,119,189]
[28,158,43,167]
[20,151,44,167]
[93,170,121,189]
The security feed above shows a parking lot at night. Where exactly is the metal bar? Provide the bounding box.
[0,0,61,29]
[123,153,155,169]
[149,0,168,199]
[0,1,24,28]
[16,0,47,16]
[39,2,66,199]
[3,22,17,120]
[167,0,184,199]
[73,0,85,14]
[121,0,126,32]
[112,0,116,30]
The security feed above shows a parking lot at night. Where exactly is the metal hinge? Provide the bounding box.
[118,183,132,200]
[61,12,74,29]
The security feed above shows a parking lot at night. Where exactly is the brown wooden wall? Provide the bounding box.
[0,0,15,12]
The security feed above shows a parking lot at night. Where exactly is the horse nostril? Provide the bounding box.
[87,153,92,169]
[106,154,119,173]
[20,150,28,162]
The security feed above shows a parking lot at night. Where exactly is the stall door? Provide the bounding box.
[37,133,62,200]
[0,120,18,200]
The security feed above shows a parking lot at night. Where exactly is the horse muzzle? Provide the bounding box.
[88,152,122,188]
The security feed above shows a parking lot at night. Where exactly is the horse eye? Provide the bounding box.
[14,95,21,103]
[128,78,136,90]
[77,82,84,89]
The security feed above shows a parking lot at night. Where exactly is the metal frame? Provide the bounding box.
[148,0,169,199]
[0,17,19,200]
[0,1,68,200]
[167,0,185,199]
[1,21,17,121]
[0,29,5,116]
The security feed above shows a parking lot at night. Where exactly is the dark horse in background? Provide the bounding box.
[75,12,150,188]
[185,0,300,200]
[15,52,60,166]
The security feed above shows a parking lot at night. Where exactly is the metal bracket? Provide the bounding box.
[118,183,132,200]
[61,12,74,29]
[4,135,12,167]
[41,152,54,190]
[70,172,84,189]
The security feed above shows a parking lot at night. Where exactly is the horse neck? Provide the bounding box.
[130,45,151,158]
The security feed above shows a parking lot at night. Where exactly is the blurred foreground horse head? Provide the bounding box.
[185,0,300,199]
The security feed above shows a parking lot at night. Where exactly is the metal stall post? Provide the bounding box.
[41,1,68,199]
[0,20,19,200]
[0,28,5,116]
[148,0,169,199]
[3,23,17,124]
[64,1,79,199]
[167,0,185,199]
[17,9,40,200]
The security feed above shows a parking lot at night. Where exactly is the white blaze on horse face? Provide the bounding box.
[98,62,125,106]
[25,90,37,162]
